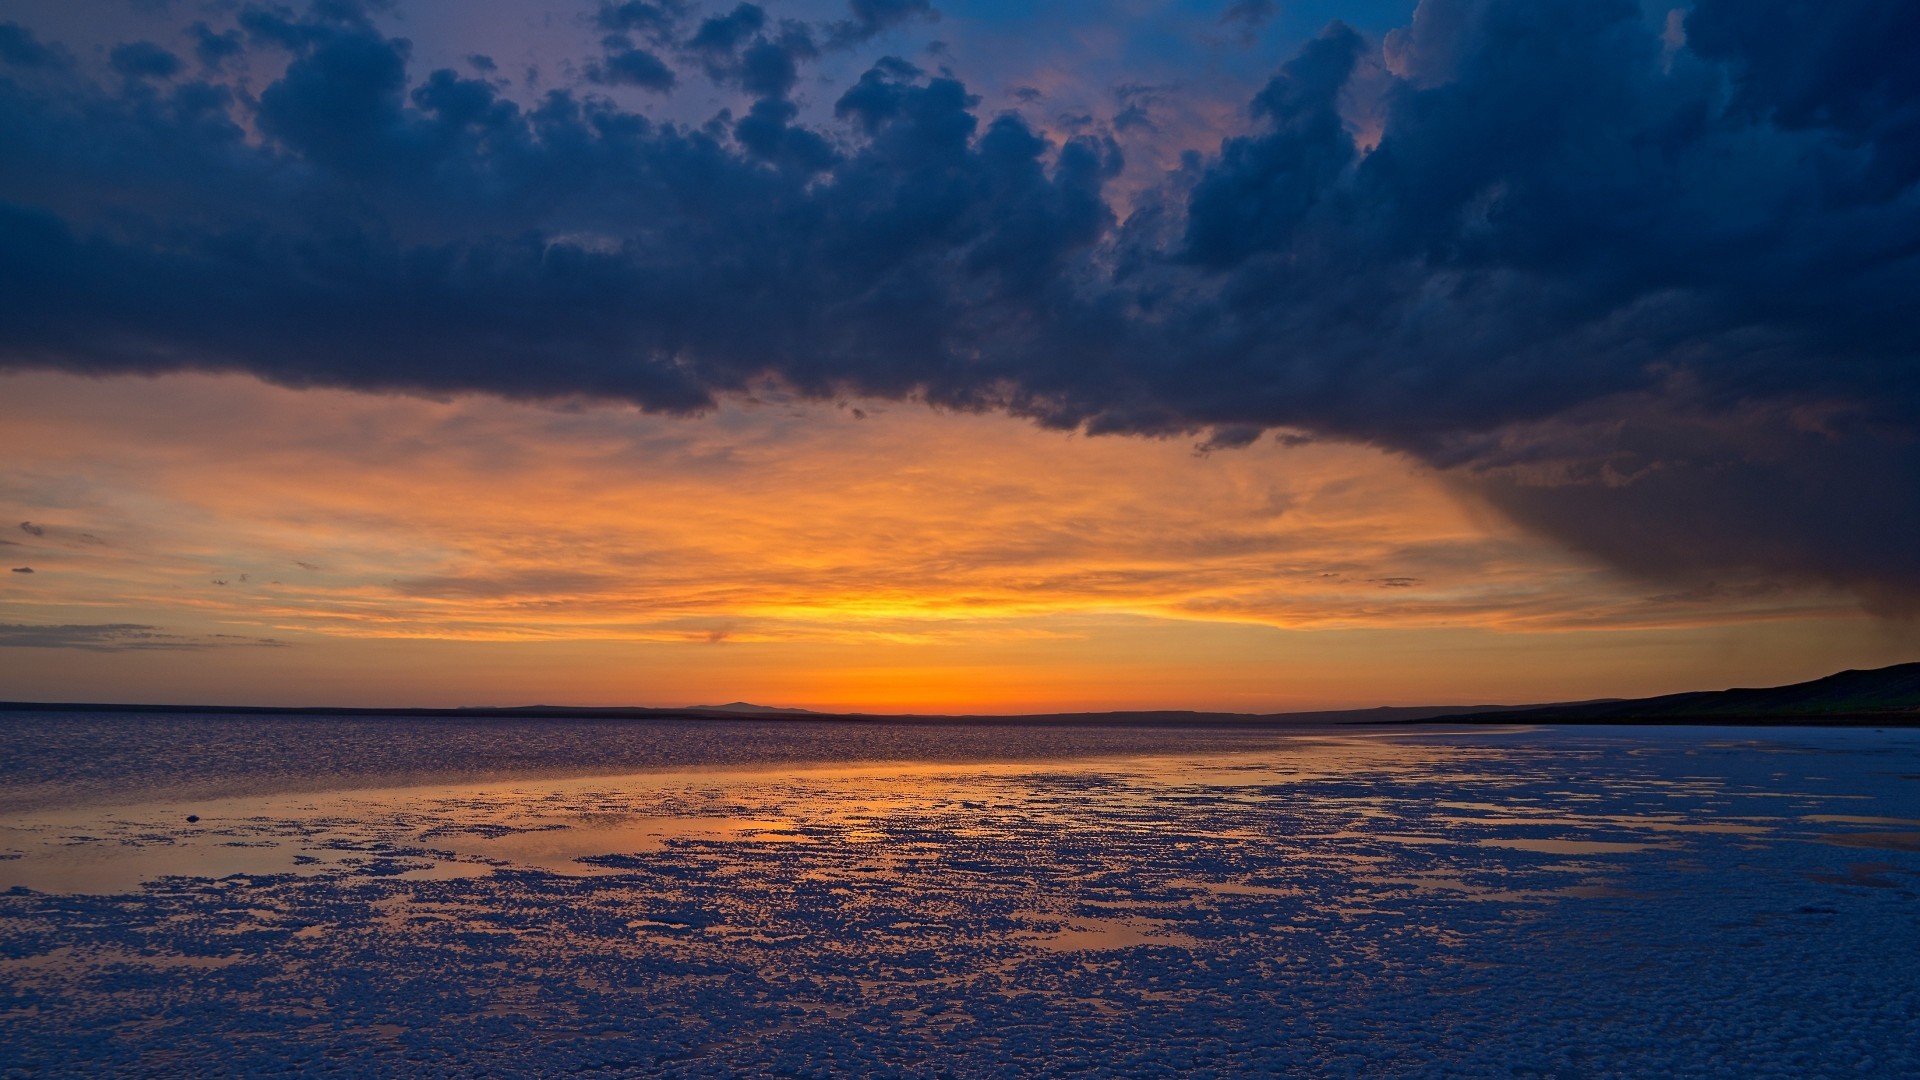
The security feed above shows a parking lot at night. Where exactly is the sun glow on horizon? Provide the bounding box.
[1,372,1910,712]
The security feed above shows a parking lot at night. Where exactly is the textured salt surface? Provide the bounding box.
[2,724,1917,1076]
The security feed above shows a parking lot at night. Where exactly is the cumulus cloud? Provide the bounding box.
[827,0,938,49]
[597,0,688,42]
[0,0,1917,606]
[590,40,677,92]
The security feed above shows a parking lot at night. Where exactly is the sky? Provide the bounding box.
[2,0,1917,711]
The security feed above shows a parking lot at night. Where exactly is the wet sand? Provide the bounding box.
[3,724,1918,1075]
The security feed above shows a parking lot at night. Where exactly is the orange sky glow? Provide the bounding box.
[2,372,1912,711]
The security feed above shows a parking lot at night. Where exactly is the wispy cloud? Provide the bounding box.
[0,623,289,651]
[0,373,1863,651]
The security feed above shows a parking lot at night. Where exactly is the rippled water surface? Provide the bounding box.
[2,715,1917,1076]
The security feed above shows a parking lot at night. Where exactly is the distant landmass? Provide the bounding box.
[3,662,1917,726]
[1449,662,1920,726]
[0,699,1544,726]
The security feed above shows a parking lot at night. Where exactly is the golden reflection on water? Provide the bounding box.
[1024,916,1200,952]
[5,726,1920,1077]
[1818,832,1920,853]
[0,728,1911,916]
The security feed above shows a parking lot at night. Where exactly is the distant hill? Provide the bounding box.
[4,665,1917,726]
[1453,662,1920,726]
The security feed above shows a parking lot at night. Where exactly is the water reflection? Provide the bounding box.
[1474,838,1669,855]
[3,725,1918,1074]
[3,731,1916,897]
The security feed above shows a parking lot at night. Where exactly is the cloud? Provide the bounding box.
[0,0,1917,607]
[110,41,185,80]
[0,623,289,650]
[828,0,938,49]
[597,1,687,41]
[590,41,677,92]
[0,22,64,69]
[1111,83,1173,134]
[687,3,765,55]
[192,23,245,71]
[18,522,44,536]
[1221,1,1278,39]
[9,371,1861,647]
[10,566,31,573]
[674,3,821,100]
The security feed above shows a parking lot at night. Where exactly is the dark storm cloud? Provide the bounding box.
[590,39,677,92]
[597,0,687,42]
[191,23,244,70]
[677,3,821,100]
[110,41,185,80]
[827,0,938,48]
[0,22,64,68]
[687,3,766,55]
[1,0,1918,606]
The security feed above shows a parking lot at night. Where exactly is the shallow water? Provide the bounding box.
[2,719,1917,1076]
[0,710,1316,814]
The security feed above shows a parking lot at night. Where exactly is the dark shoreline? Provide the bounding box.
[0,699,1536,728]
[1403,713,1920,728]
[4,699,1918,728]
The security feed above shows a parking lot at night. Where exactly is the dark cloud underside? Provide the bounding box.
[1,0,1917,606]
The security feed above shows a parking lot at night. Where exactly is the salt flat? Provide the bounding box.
[2,722,1917,1076]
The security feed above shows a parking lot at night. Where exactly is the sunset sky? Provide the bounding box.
[3,0,1916,711]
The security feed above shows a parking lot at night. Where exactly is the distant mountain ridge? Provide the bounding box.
[1453,662,1920,725]
[685,702,816,714]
